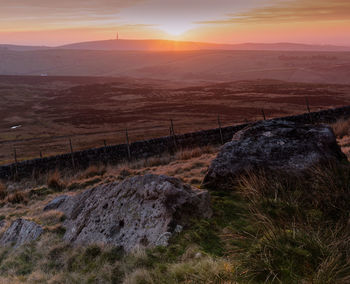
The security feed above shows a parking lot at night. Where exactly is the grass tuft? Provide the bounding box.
[6,191,28,204]
[235,164,350,283]
[81,165,106,179]
[47,171,66,191]
[176,146,215,161]
[332,118,350,138]
[0,183,7,200]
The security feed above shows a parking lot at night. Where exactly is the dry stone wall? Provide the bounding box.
[1,106,350,180]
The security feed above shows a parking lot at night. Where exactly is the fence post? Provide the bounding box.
[305,97,311,113]
[305,97,313,123]
[261,109,266,120]
[170,119,177,150]
[69,139,75,169]
[125,128,131,160]
[217,115,224,145]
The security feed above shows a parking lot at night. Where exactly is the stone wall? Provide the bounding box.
[1,106,350,180]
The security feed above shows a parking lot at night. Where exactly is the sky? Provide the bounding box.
[0,0,349,46]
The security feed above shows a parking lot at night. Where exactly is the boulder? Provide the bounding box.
[43,195,69,211]
[203,120,346,188]
[44,174,211,252]
[0,218,43,247]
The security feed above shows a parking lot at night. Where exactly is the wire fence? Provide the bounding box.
[0,99,339,166]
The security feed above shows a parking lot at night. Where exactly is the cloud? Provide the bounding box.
[0,0,144,14]
[0,0,145,28]
[0,0,149,32]
[197,0,350,24]
[0,0,268,31]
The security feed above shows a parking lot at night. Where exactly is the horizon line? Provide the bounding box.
[1,38,350,48]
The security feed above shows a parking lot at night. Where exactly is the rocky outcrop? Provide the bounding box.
[43,195,69,212]
[44,174,211,252]
[0,218,43,247]
[203,120,347,188]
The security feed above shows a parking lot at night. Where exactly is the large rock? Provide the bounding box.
[0,218,43,247]
[203,120,346,188]
[44,174,211,252]
[43,195,69,212]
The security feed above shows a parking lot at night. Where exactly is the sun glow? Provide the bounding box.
[159,23,192,37]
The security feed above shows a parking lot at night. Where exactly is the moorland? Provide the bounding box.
[1,76,350,164]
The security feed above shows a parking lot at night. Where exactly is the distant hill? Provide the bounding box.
[1,49,350,85]
[2,40,349,52]
[58,39,228,51]
[229,42,350,52]
[58,40,350,52]
[0,44,50,51]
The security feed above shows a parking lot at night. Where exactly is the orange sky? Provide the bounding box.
[0,0,349,46]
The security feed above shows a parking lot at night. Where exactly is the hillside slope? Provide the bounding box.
[1,49,350,84]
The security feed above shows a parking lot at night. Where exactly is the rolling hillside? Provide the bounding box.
[0,49,350,84]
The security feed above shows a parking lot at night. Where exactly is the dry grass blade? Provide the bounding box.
[332,118,350,138]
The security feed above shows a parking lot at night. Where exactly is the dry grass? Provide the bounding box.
[332,118,350,138]
[332,118,350,160]
[235,165,350,283]
[0,182,7,200]
[6,191,28,204]
[341,146,350,159]
[331,118,350,160]
[38,210,65,227]
[80,165,106,179]
[175,146,215,161]
[336,132,350,161]
[47,171,66,191]
[123,269,153,284]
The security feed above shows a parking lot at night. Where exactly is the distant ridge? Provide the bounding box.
[59,40,350,52]
[1,40,350,52]
[58,39,230,51]
[0,44,50,51]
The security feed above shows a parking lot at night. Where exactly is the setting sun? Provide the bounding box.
[1,0,350,46]
[1,0,350,283]
[157,22,193,37]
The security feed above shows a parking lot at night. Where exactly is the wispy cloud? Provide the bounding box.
[0,0,145,14]
[1,0,349,45]
[197,0,350,24]
[0,0,145,29]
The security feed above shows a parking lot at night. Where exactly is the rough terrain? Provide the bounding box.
[204,120,347,188]
[1,77,350,164]
[44,174,211,251]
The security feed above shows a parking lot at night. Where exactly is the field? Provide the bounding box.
[1,75,350,164]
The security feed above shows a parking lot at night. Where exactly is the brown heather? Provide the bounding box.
[47,171,66,192]
[332,118,350,138]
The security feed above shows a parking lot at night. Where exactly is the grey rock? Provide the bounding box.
[203,120,346,188]
[43,195,69,211]
[45,174,211,252]
[0,218,43,247]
